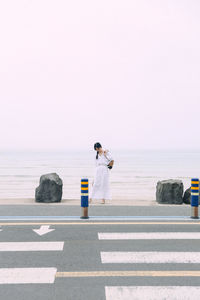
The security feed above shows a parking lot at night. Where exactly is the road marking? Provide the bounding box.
[56,270,200,278]
[105,286,200,300]
[0,268,57,284]
[0,222,200,226]
[98,232,200,240]
[0,242,64,251]
[101,252,200,263]
[33,225,55,236]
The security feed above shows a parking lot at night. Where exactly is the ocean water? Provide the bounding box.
[0,150,199,201]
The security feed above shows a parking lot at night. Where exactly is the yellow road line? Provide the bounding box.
[0,222,200,226]
[56,270,200,278]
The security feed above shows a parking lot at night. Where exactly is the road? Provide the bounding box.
[0,205,200,299]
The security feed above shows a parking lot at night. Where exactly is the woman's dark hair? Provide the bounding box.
[94,142,102,159]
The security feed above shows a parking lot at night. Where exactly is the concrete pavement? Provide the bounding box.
[0,204,192,217]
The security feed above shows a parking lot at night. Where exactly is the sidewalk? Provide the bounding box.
[0,198,174,206]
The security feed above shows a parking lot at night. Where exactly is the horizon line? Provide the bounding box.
[0,148,200,152]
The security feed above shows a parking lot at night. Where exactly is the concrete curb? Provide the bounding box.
[0,216,198,221]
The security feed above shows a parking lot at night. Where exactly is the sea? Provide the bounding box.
[0,149,199,201]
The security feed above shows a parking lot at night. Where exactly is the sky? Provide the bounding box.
[0,0,200,151]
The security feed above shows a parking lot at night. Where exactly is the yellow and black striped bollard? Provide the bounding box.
[80,178,89,219]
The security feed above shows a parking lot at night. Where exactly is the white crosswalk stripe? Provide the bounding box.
[0,242,64,251]
[105,286,200,300]
[98,232,200,240]
[101,251,200,264]
[0,268,57,284]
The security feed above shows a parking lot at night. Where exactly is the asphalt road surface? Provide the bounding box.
[0,205,200,299]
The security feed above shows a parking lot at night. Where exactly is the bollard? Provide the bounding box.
[191,178,199,219]
[80,178,89,219]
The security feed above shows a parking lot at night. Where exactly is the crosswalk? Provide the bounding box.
[1,225,200,299]
[98,231,200,300]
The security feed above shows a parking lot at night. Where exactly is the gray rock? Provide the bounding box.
[183,188,191,204]
[183,187,200,205]
[35,173,63,203]
[156,179,183,204]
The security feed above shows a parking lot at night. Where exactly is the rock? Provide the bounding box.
[183,188,191,204]
[35,173,63,203]
[156,179,183,204]
[183,187,200,205]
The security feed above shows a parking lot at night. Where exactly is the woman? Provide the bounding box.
[90,142,114,204]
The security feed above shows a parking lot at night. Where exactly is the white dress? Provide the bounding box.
[90,150,113,200]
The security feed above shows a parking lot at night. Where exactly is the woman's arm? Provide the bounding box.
[103,149,111,161]
[104,150,114,168]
